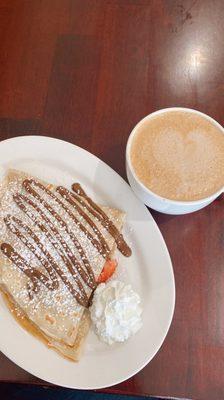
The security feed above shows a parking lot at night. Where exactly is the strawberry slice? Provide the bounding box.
[97,259,118,283]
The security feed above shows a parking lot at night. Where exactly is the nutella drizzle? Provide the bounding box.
[71,183,132,257]
[0,243,54,294]
[0,178,131,308]
[57,186,110,256]
[3,215,88,307]
[4,215,58,289]
[24,179,107,258]
[5,215,87,296]
[22,179,97,285]
[13,194,96,290]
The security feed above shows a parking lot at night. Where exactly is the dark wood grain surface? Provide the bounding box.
[0,1,224,399]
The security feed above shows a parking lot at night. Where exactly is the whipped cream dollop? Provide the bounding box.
[90,280,142,345]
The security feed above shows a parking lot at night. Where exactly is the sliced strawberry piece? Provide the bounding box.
[97,259,118,283]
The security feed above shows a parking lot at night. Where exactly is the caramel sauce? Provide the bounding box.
[1,290,80,361]
[1,290,49,345]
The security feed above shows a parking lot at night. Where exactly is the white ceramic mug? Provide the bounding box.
[126,107,224,215]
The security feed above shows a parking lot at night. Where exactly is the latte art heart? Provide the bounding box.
[131,111,224,201]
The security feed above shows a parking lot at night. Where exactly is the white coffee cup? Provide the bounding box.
[126,107,224,215]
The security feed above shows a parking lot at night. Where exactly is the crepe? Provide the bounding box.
[0,169,128,360]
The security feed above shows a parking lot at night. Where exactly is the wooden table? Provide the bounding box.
[0,1,224,399]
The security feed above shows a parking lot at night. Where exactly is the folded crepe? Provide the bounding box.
[0,169,131,361]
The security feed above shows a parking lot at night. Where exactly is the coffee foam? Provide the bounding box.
[130,111,224,201]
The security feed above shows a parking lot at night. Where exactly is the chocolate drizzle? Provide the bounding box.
[22,179,98,284]
[71,183,132,257]
[4,214,59,289]
[57,186,110,256]
[23,179,107,259]
[3,214,89,307]
[0,178,131,307]
[13,193,96,290]
[0,243,54,294]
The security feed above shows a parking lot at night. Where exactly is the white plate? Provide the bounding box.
[0,136,175,389]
